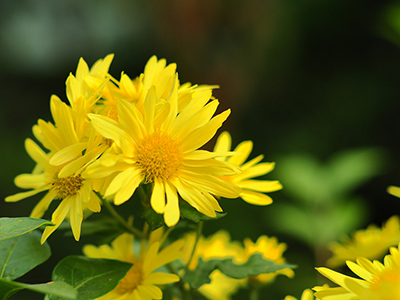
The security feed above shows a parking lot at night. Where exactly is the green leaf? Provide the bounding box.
[48,256,132,300]
[183,253,295,289]
[180,200,227,223]
[0,217,53,242]
[0,231,51,280]
[328,148,385,195]
[0,279,77,300]
[142,207,164,231]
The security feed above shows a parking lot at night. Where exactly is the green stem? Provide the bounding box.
[184,221,204,274]
[249,286,260,300]
[101,198,146,239]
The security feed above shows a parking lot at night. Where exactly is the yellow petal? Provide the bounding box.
[214,131,232,155]
[151,179,165,214]
[181,109,230,153]
[41,196,73,244]
[70,195,83,241]
[237,180,282,193]
[229,140,253,166]
[240,190,273,206]
[164,182,180,226]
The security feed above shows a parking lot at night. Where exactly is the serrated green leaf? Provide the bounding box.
[0,279,77,300]
[180,201,227,223]
[142,207,164,230]
[0,218,53,242]
[48,256,132,300]
[0,231,51,280]
[184,253,295,289]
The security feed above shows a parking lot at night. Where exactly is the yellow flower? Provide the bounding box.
[284,289,316,300]
[5,96,104,243]
[327,215,400,267]
[95,55,218,121]
[238,235,294,285]
[85,74,241,227]
[182,230,246,300]
[213,131,282,205]
[83,228,184,300]
[314,243,400,300]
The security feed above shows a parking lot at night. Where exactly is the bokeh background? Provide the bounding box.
[2,0,400,299]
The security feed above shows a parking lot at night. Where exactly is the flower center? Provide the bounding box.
[135,131,183,183]
[52,174,84,199]
[115,262,143,294]
[370,268,400,298]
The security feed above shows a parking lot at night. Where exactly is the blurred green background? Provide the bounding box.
[1,0,400,299]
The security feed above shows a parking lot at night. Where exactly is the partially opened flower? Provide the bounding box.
[83,228,184,300]
[214,131,282,205]
[85,77,241,226]
[238,235,294,285]
[314,242,400,299]
[327,215,400,267]
[182,230,246,300]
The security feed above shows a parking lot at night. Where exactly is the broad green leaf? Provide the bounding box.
[0,279,76,300]
[184,253,295,289]
[179,201,227,223]
[0,217,53,242]
[0,231,51,280]
[48,256,132,300]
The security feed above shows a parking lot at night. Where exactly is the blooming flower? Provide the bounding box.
[327,215,400,267]
[5,55,113,243]
[284,289,316,300]
[182,230,246,300]
[213,131,282,205]
[314,242,400,299]
[83,228,184,300]
[85,73,241,226]
[238,235,294,285]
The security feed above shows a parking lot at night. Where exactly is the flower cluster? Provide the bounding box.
[6,55,281,244]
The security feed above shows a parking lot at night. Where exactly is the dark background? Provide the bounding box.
[1,0,400,299]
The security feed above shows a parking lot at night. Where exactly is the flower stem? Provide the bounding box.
[249,287,260,300]
[184,221,204,274]
[101,198,146,239]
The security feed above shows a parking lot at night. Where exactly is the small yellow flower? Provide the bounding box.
[327,215,400,267]
[314,243,400,300]
[284,288,316,300]
[214,131,282,205]
[83,228,184,300]
[238,235,294,285]
[182,230,246,300]
[6,92,106,243]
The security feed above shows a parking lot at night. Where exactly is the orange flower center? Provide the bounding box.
[52,174,84,199]
[115,262,143,294]
[370,267,400,299]
[135,131,183,183]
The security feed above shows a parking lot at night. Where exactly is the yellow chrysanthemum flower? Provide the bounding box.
[314,243,400,300]
[83,228,184,300]
[284,289,316,300]
[327,215,400,267]
[5,96,104,243]
[85,76,241,226]
[95,55,218,121]
[182,230,246,300]
[214,131,282,205]
[238,235,294,285]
